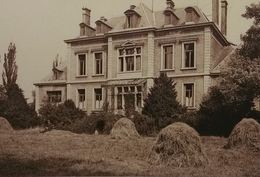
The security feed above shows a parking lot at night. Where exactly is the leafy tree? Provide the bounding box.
[2,43,18,90]
[239,2,260,59]
[198,53,260,136]
[142,73,185,129]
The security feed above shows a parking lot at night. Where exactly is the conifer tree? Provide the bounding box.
[142,73,184,129]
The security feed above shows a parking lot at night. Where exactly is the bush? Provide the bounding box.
[38,100,85,131]
[132,112,157,136]
[71,112,121,134]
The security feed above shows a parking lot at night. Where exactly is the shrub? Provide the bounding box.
[132,112,157,136]
[38,100,85,131]
[71,112,121,134]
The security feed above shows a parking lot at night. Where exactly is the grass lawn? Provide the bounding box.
[0,129,259,176]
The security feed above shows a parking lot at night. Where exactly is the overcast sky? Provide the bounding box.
[0,0,257,102]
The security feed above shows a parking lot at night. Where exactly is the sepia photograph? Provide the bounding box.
[0,0,259,176]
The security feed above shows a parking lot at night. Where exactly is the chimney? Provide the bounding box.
[221,0,228,35]
[100,16,107,22]
[166,0,175,9]
[82,7,91,26]
[130,5,136,10]
[212,0,219,25]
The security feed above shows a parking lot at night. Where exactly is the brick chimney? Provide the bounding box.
[82,7,91,26]
[221,0,228,35]
[212,0,219,25]
[166,0,175,10]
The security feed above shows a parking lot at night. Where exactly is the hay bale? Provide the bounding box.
[226,118,260,151]
[0,117,13,133]
[110,118,140,139]
[149,122,208,167]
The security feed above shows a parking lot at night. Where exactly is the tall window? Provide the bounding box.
[94,52,103,75]
[183,42,195,68]
[118,47,141,72]
[184,83,195,108]
[94,88,103,110]
[116,86,142,110]
[47,91,62,103]
[78,54,86,76]
[162,45,174,70]
[78,89,85,109]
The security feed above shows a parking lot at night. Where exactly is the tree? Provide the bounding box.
[142,73,185,129]
[2,43,18,90]
[0,43,38,129]
[198,53,260,136]
[0,84,38,129]
[239,2,260,59]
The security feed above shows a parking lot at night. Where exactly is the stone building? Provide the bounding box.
[34,0,233,114]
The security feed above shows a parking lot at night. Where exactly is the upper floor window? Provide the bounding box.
[94,52,103,75]
[118,47,141,72]
[94,88,103,110]
[182,42,196,69]
[161,45,174,70]
[183,83,195,108]
[78,89,85,110]
[78,54,86,76]
[47,91,61,103]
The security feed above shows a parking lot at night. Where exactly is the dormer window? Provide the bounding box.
[185,7,200,24]
[164,11,179,26]
[124,5,141,28]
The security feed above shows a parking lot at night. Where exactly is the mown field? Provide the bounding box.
[0,129,259,177]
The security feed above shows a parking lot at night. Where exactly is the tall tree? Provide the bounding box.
[2,43,18,91]
[142,73,184,129]
[239,2,260,59]
[198,52,260,136]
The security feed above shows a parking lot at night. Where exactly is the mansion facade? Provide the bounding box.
[34,0,233,114]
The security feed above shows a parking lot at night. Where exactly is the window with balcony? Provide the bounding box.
[94,88,103,110]
[118,47,141,72]
[78,89,85,110]
[183,83,195,108]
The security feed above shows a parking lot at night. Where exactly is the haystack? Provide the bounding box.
[149,122,208,167]
[225,118,260,151]
[110,118,140,139]
[0,117,13,133]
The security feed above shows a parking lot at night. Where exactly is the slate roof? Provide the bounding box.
[103,3,209,32]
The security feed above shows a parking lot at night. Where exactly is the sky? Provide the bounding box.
[0,0,257,102]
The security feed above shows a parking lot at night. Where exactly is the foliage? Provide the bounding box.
[0,84,38,129]
[38,100,85,130]
[239,2,260,59]
[131,112,156,136]
[142,73,185,129]
[198,53,260,136]
[71,112,121,134]
[2,43,18,91]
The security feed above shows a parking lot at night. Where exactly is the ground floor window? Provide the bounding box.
[47,91,61,103]
[184,83,195,108]
[78,89,85,109]
[94,88,103,110]
[116,86,143,110]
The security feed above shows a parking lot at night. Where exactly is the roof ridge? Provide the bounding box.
[139,2,152,26]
